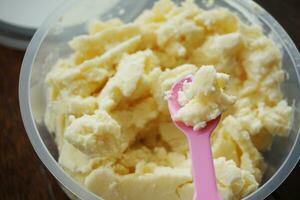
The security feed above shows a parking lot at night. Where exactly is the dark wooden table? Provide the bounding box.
[0,0,299,199]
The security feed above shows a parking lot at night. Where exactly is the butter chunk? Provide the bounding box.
[88,18,123,34]
[98,50,155,111]
[78,35,141,73]
[159,122,188,153]
[46,60,109,97]
[192,33,242,69]
[175,65,236,130]
[212,130,240,165]
[59,141,101,174]
[214,157,258,200]
[110,98,159,149]
[130,97,158,128]
[70,24,140,63]
[64,111,121,158]
[84,166,191,200]
[222,116,265,182]
[258,100,292,136]
[195,8,238,33]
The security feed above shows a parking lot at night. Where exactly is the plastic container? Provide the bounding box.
[19,0,300,199]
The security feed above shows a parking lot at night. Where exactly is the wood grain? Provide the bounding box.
[0,45,68,199]
[0,0,299,199]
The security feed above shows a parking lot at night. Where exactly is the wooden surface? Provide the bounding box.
[0,0,299,199]
[0,46,68,199]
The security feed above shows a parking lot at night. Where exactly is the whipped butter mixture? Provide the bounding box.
[45,0,292,199]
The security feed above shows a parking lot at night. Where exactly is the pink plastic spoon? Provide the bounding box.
[167,76,222,200]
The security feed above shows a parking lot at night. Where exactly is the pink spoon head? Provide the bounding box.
[167,76,221,135]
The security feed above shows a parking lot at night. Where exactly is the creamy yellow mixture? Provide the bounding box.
[175,65,236,130]
[45,0,292,199]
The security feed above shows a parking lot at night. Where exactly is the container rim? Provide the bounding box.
[19,0,300,200]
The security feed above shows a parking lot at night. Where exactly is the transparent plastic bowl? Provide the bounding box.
[19,0,300,199]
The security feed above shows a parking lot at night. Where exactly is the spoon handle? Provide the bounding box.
[187,133,221,200]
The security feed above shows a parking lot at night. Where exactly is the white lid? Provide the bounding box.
[0,0,65,49]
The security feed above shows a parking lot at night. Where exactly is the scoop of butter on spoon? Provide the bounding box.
[168,76,222,200]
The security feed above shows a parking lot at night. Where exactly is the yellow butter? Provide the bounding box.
[44,0,292,199]
[175,65,236,130]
